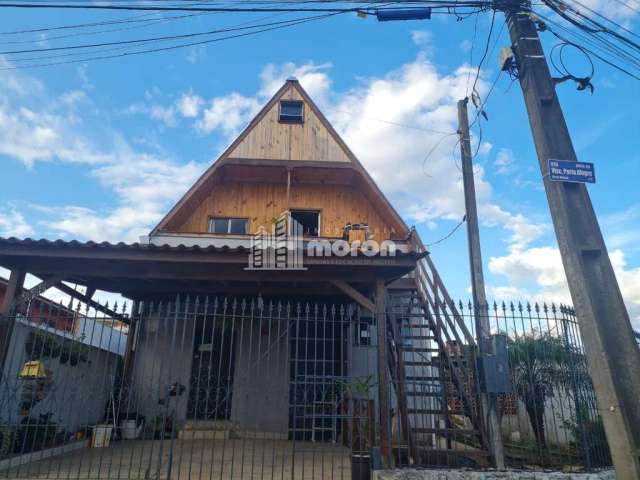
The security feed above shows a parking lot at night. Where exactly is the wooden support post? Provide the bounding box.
[286,167,292,209]
[375,277,391,464]
[85,285,97,301]
[0,269,26,372]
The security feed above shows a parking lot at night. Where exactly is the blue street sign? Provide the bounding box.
[548,159,596,184]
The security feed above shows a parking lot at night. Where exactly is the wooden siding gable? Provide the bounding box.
[151,79,409,237]
[227,85,350,163]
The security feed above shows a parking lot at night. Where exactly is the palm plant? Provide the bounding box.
[507,333,568,451]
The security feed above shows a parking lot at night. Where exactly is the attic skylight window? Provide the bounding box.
[279,100,304,124]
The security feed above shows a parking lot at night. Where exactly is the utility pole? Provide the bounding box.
[458,98,505,469]
[505,5,640,478]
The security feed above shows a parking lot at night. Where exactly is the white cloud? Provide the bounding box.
[489,246,640,329]
[196,93,261,136]
[493,148,515,175]
[602,204,640,250]
[259,62,332,103]
[572,0,639,23]
[58,90,87,108]
[0,67,204,242]
[489,246,566,289]
[0,207,34,238]
[36,142,203,242]
[191,61,335,138]
[459,39,473,53]
[185,45,207,64]
[0,103,109,168]
[149,104,177,127]
[177,92,203,118]
[126,99,178,128]
[411,30,432,47]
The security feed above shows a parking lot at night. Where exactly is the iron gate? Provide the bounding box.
[0,296,375,479]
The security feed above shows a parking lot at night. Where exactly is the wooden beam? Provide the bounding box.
[0,269,25,317]
[11,274,65,310]
[54,282,126,322]
[331,280,374,314]
[85,285,96,301]
[0,269,25,371]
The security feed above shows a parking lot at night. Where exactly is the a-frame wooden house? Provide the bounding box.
[0,79,488,478]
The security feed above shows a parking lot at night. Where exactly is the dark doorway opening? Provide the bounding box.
[187,316,236,420]
[288,311,350,441]
[290,210,320,237]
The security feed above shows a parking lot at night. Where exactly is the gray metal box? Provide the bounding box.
[477,334,512,394]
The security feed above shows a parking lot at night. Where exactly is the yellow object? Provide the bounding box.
[19,360,47,379]
[91,425,113,448]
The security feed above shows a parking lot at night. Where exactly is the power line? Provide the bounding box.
[0,1,492,12]
[562,0,640,41]
[543,0,640,52]
[532,9,640,79]
[0,11,341,69]
[465,10,480,96]
[535,9,640,69]
[469,8,496,96]
[610,0,640,15]
[331,108,455,135]
[0,14,324,54]
[0,12,211,45]
[426,215,466,247]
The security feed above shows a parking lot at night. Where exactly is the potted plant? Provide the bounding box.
[336,375,375,480]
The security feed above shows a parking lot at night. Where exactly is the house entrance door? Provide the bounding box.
[186,317,235,421]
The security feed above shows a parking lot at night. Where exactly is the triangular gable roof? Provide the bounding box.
[151,79,408,236]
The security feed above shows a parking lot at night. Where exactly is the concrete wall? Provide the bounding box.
[0,322,121,435]
[501,389,575,446]
[131,312,291,435]
[230,316,289,435]
[130,311,195,429]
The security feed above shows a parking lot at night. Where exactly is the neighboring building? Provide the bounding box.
[0,278,126,465]
[0,277,77,332]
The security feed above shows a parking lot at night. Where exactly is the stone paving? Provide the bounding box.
[372,468,616,480]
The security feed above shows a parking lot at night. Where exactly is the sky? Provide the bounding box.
[0,1,639,327]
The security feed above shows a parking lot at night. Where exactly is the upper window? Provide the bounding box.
[208,217,248,235]
[290,210,320,237]
[279,100,304,124]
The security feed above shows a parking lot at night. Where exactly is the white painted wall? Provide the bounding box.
[0,322,121,436]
